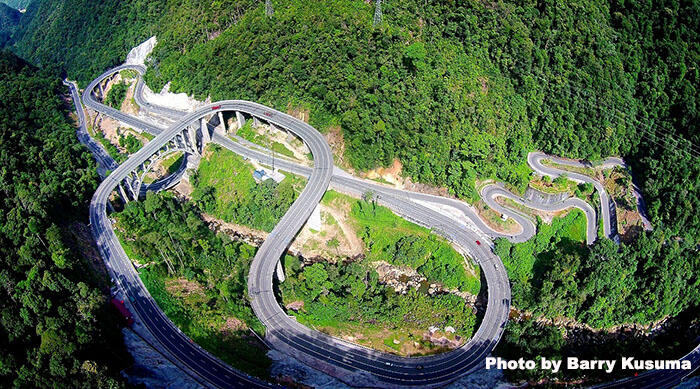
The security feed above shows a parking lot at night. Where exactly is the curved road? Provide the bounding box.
[82,65,510,388]
[78,65,697,388]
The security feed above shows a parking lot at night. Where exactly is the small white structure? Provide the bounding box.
[252,168,285,184]
[306,204,322,232]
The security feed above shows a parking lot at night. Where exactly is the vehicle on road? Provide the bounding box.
[212,105,221,110]
[476,240,481,245]
[110,298,134,326]
[264,111,273,117]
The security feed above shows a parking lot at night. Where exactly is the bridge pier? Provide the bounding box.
[275,259,285,283]
[187,125,200,156]
[306,204,322,231]
[217,111,226,134]
[200,117,211,146]
[236,111,245,129]
[118,183,131,203]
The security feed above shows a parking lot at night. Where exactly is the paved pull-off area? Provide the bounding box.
[74,65,697,388]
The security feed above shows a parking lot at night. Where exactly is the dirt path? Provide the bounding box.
[326,206,363,252]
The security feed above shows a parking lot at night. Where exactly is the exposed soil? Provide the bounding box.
[362,158,404,187]
[325,206,363,253]
[324,125,349,169]
[121,81,140,116]
[165,278,207,301]
[286,103,310,123]
[602,168,643,241]
[402,177,452,198]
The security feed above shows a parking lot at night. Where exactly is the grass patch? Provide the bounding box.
[494,209,588,316]
[271,141,295,158]
[192,144,298,232]
[161,152,184,175]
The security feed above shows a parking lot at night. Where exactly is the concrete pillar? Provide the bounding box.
[253,116,261,128]
[275,259,285,283]
[200,117,211,148]
[217,111,226,134]
[236,111,245,129]
[118,184,130,204]
[306,204,322,232]
[187,126,200,156]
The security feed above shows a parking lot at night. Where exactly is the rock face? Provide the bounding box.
[120,329,201,389]
[373,261,477,304]
[126,36,157,66]
[125,36,205,112]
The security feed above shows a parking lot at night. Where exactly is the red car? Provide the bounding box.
[264,111,273,117]
[476,240,481,246]
[212,105,221,110]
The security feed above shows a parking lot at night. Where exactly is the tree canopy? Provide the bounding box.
[0,50,129,387]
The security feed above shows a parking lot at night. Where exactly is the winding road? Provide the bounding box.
[73,65,697,388]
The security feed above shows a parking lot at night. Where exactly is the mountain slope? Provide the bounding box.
[8,0,699,239]
[0,2,19,46]
[0,50,130,387]
[1,0,32,10]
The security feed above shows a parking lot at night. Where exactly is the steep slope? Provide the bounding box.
[0,0,32,10]
[0,2,19,46]
[8,0,699,236]
[0,50,130,387]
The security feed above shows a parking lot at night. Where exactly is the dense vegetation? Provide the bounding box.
[5,0,698,237]
[0,3,19,46]
[340,192,480,294]
[0,0,697,383]
[279,255,478,353]
[104,81,128,109]
[192,144,299,232]
[495,216,699,329]
[0,51,129,387]
[114,192,271,379]
[118,132,142,154]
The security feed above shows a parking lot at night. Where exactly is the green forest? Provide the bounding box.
[4,0,698,241]
[495,215,699,329]
[0,0,697,386]
[113,192,272,379]
[279,256,478,353]
[0,51,129,387]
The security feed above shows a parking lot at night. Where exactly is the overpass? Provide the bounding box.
[77,65,697,388]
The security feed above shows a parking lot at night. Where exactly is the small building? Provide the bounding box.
[253,169,267,182]
[253,168,285,183]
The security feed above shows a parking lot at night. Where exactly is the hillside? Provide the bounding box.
[8,0,698,242]
[0,2,19,46]
[0,0,31,10]
[0,50,129,387]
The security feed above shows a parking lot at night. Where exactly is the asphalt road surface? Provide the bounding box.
[77,65,697,388]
